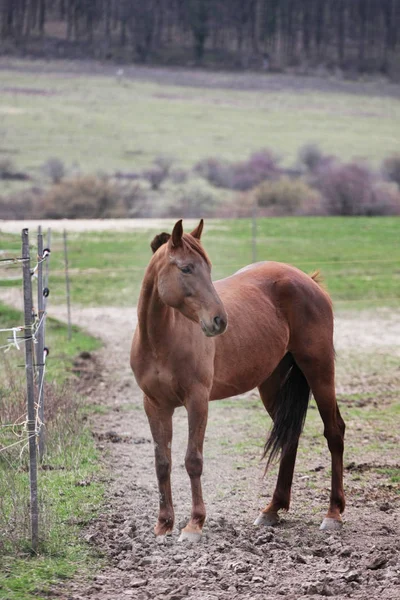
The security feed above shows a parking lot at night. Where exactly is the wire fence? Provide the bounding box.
[1,224,399,311]
[0,227,51,553]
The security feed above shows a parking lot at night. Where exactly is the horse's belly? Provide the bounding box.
[210,360,275,400]
[210,318,289,400]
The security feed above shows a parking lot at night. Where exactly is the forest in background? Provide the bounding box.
[1,1,400,76]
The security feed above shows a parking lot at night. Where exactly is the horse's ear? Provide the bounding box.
[190,219,204,240]
[150,232,171,253]
[171,219,183,248]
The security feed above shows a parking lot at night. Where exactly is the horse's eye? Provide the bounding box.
[180,265,192,274]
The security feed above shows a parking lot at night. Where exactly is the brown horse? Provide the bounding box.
[130,219,345,542]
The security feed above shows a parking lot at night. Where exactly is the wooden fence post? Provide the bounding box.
[63,229,72,341]
[36,226,46,462]
[22,228,39,553]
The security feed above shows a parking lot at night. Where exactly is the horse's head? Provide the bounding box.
[150,219,227,337]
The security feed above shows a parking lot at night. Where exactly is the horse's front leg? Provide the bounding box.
[179,390,209,542]
[144,395,175,538]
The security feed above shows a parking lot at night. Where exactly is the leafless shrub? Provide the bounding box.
[42,157,66,184]
[170,168,188,184]
[297,143,326,172]
[166,185,217,218]
[143,167,167,190]
[382,154,400,188]
[195,149,280,191]
[194,157,233,188]
[0,158,29,181]
[0,158,16,178]
[313,161,400,216]
[256,177,322,215]
[143,155,174,190]
[39,176,147,218]
[0,187,43,219]
[235,150,280,190]
[216,192,255,218]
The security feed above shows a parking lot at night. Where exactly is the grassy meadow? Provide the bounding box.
[0,59,400,191]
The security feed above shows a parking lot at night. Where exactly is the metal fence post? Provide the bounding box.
[44,228,51,308]
[251,201,257,264]
[63,229,72,341]
[22,228,39,553]
[36,226,46,462]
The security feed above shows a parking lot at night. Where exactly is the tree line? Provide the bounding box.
[1,1,399,73]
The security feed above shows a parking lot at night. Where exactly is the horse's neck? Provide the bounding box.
[137,274,173,346]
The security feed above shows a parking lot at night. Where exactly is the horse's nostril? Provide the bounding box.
[213,315,227,332]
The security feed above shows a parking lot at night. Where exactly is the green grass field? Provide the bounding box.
[0,59,399,190]
[1,217,398,310]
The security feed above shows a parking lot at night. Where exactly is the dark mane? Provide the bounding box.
[151,232,171,253]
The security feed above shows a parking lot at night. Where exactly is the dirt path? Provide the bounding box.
[38,302,396,600]
[1,290,399,599]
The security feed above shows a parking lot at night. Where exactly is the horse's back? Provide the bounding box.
[209,262,333,400]
[215,261,332,323]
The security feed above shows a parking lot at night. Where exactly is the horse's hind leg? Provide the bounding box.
[255,355,302,527]
[294,352,346,530]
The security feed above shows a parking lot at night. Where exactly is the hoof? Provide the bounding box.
[254,512,279,527]
[320,517,342,531]
[156,534,168,544]
[178,529,202,543]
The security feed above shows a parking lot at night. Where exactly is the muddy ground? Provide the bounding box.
[26,301,396,600]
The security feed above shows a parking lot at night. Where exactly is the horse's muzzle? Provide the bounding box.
[200,314,227,337]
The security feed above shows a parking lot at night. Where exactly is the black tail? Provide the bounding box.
[263,354,311,471]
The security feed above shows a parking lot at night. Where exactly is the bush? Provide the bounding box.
[39,176,146,219]
[170,168,188,184]
[0,188,43,219]
[314,161,400,216]
[194,157,234,188]
[0,158,16,178]
[237,150,280,190]
[382,154,400,188]
[195,149,280,191]
[297,143,325,172]
[42,157,66,184]
[255,177,322,215]
[143,154,174,190]
[165,183,217,218]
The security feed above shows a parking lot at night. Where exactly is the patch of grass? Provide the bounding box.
[82,403,110,416]
[0,302,101,384]
[0,302,105,600]
[0,278,21,287]
[2,217,398,310]
[376,467,400,483]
